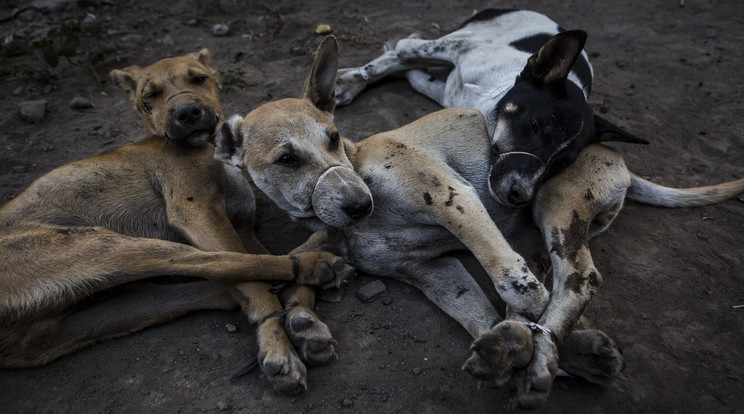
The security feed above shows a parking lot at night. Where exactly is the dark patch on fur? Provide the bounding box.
[396,143,407,149]
[384,164,392,169]
[588,270,600,289]
[584,188,594,201]
[510,33,554,56]
[423,192,433,205]
[445,187,458,206]
[142,101,153,115]
[431,176,441,187]
[456,287,469,298]
[564,271,586,294]
[460,8,517,28]
[456,205,464,214]
[186,196,194,202]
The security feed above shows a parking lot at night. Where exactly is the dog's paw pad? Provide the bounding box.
[285,307,338,366]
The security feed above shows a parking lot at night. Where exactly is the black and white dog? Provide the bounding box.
[335,9,647,208]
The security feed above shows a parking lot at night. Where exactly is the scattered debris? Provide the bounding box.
[225,323,238,333]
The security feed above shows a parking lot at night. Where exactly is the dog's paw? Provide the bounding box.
[462,321,534,388]
[335,68,368,106]
[509,333,558,410]
[259,344,308,394]
[285,306,338,366]
[293,252,356,289]
[558,329,625,388]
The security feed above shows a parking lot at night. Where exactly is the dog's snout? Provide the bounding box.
[342,200,373,221]
[507,184,530,207]
[175,104,204,126]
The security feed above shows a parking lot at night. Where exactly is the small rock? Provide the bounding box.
[413,367,422,375]
[161,35,175,46]
[69,96,94,110]
[342,398,353,407]
[212,24,230,37]
[357,280,387,303]
[315,24,332,34]
[13,165,27,173]
[217,401,229,411]
[32,0,74,13]
[19,100,47,124]
[381,296,393,306]
[225,323,237,333]
[186,19,198,26]
[121,34,144,44]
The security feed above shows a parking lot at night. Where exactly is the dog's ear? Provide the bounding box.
[214,115,245,166]
[593,114,650,144]
[194,48,220,83]
[302,35,339,114]
[520,30,587,84]
[109,66,141,106]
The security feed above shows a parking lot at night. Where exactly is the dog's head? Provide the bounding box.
[487,31,647,208]
[215,36,373,229]
[110,49,222,146]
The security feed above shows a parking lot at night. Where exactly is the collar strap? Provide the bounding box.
[528,322,558,343]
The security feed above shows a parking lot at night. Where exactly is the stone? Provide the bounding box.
[69,96,94,110]
[357,280,387,303]
[212,24,230,37]
[19,100,47,124]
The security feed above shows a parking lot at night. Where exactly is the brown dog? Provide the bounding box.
[0,50,353,394]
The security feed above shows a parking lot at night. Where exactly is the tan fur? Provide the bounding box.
[0,51,352,381]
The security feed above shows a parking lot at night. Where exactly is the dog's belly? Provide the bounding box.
[346,221,464,276]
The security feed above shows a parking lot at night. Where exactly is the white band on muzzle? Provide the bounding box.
[313,165,344,195]
[497,151,546,165]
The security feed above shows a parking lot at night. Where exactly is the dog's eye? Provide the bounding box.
[275,153,300,167]
[143,89,161,99]
[329,131,340,149]
[192,75,207,85]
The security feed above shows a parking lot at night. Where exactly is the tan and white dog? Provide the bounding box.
[216,36,744,408]
[0,50,354,394]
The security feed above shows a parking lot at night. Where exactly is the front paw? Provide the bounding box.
[259,344,308,394]
[285,306,338,366]
[335,68,368,106]
[558,329,625,388]
[462,321,534,388]
[510,333,558,410]
[293,253,356,289]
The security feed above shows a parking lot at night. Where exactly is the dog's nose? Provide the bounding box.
[342,201,372,221]
[174,104,204,126]
[507,185,531,207]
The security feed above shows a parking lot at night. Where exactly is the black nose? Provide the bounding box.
[507,185,530,207]
[342,201,372,221]
[174,104,204,126]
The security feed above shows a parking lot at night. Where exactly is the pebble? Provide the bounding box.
[13,165,26,173]
[69,96,94,110]
[315,24,332,34]
[186,19,198,26]
[381,296,394,305]
[412,367,422,375]
[357,280,387,302]
[342,398,353,407]
[19,100,47,124]
[225,323,237,333]
[161,35,175,46]
[217,401,229,411]
[212,24,230,37]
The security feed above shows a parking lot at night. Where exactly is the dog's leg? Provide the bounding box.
[279,228,350,366]
[505,144,629,408]
[2,281,237,367]
[336,50,420,106]
[394,37,464,64]
[405,69,447,106]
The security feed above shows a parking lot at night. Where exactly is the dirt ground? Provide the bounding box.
[1,0,743,412]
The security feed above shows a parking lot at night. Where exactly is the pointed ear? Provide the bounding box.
[593,114,650,144]
[520,30,587,84]
[194,48,220,84]
[109,66,141,106]
[301,36,339,114]
[214,115,245,166]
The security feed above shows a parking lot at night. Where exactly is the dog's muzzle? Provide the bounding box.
[312,165,374,227]
[489,151,547,208]
[165,100,220,146]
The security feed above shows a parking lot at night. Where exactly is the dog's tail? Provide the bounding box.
[627,172,744,207]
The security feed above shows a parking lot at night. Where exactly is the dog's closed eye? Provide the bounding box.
[329,131,340,149]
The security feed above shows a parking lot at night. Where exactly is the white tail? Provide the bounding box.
[627,173,744,207]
